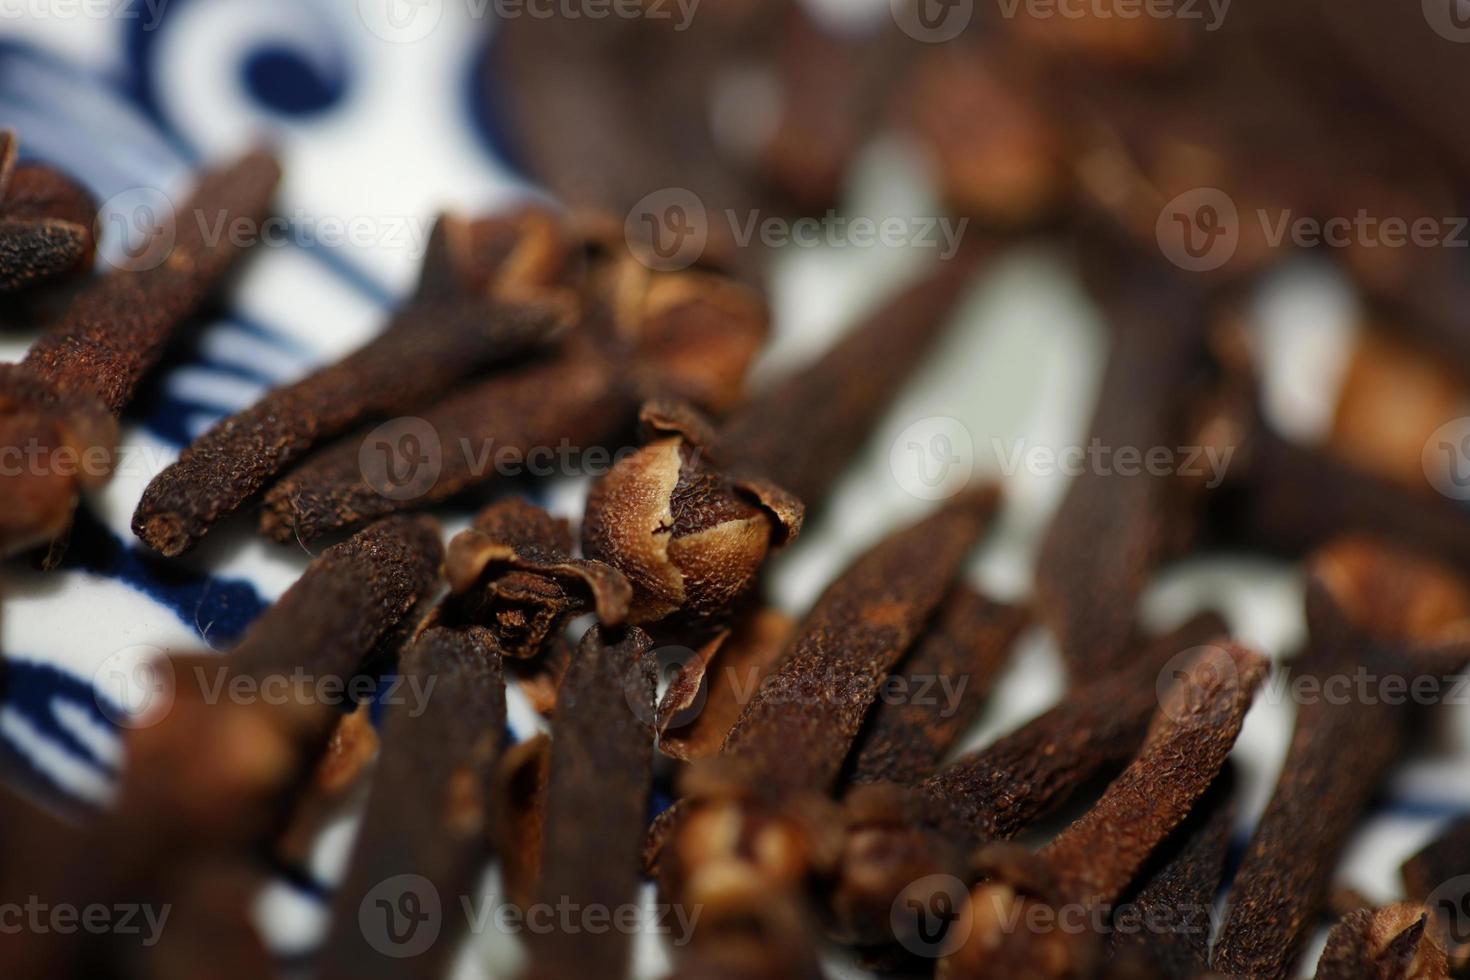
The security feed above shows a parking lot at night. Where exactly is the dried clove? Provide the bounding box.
[528,626,655,980]
[1313,904,1449,980]
[318,626,507,980]
[1213,538,1470,979]
[656,605,794,761]
[844,587,1029,786]
[0,133,96,293]
[920,610,1229,841]
[496,733,551,910]
[258,221,767,544]
[441,496,631,659]
[1105,767,1235,977]
[942,642,1266,979]
[822,613,1231,949]
[582,249,987,628]
[0,148,280,558]
[133,210,570,555]
[1034,265,1215,678]
[720,489,999,796]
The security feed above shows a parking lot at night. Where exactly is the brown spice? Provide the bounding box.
[495,733,551,910]
[1402,816,1470,907]
[0,142,96,293]
[133,213,568,555]
[943,642,1267,980]
[844,588,1029,786]
[528,626,655,980]
[582,249,988,628]
[441,496,631,659]
[920,610,1229,841]
[720,489,1000,797]
[319,626,507,980]
[1313,904,1448,980]
[655,605,795,761]
[1034,270,1214,678]
[1213,539,1470,980]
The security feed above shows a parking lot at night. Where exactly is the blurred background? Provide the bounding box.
[3,0,1470,976]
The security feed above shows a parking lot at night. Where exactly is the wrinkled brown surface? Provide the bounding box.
[23,149,280,413]
[1314,905,1448,980]
[496,733,550,909]
[1034,272,1213,678]
[0,163,96,292]
[530,626,654,980]
[442,497,631,658]
[718,250,988,511]
[1214,540,1470,980]
[845,588,1028,786]
[921,611,1229,841]
[721,489,999,796]
[1106,768,1235,977]
[318,627,507,980]
[230,514,443,685]
[134,246,562,554]
[657,607,795,761]
[946,644,1265,980]
[262,340,634,544]
[1041,644,1265,905]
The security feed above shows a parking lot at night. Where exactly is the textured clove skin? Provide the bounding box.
[721,489,1000,796]
[582,400,802,627]
[1034,267,1214,679]
[0,140,96,293]
[943,642,1267,980]
[582,251,986,628]
[0,148,279,559]
[442,497,631,659]
[920,610,1229,841]
[844,588,1029,786]
[1313,904,1449,980]
[260,218,768,545]
[1106,768,1236,978]
[133,211,568,556]
[528,626,655,980]
[318,627,507,980]
[1213,539,1470,980]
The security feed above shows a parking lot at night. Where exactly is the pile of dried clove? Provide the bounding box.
[5,3,1470,980]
